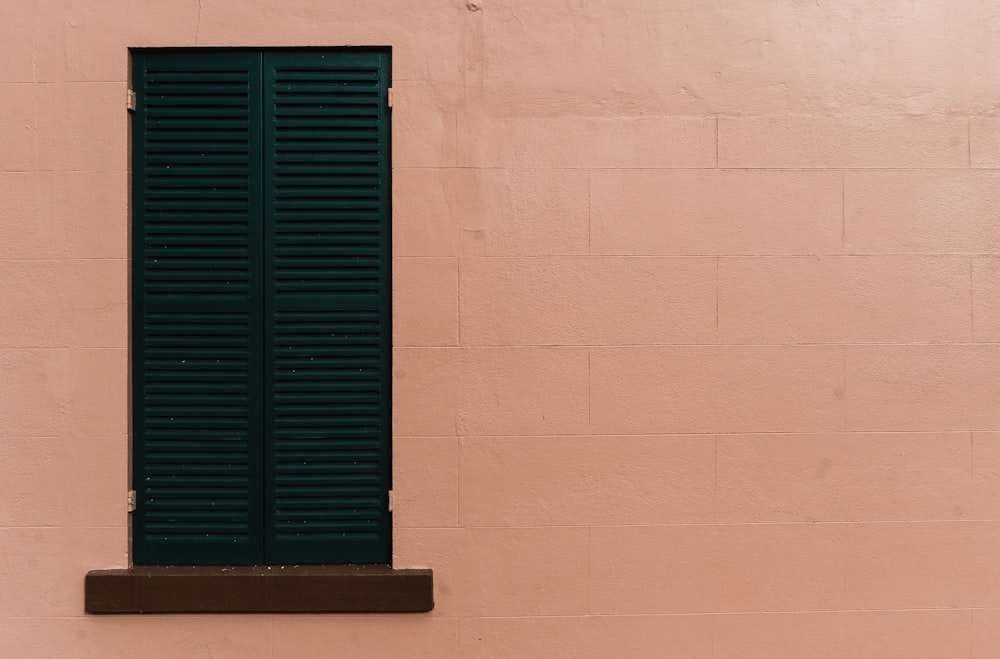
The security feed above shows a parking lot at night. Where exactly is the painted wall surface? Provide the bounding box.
[3,0,1000,656]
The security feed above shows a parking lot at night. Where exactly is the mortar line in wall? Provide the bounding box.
[970,431,975,480]
[2,168,129,174]
[713,435,718,525]
[19,609,988,621]
[405,520,999,530]
[11,81,132,85]
[842,525,848,598]
[50,611,1000,622]
[710,612,717,659]
[841,171,846,250]
[969,257,975,341]
[435,606,983,620]
[392,341,1000,348]
[0,347,127,352]
[587,349,592,431]
[0,257,128,262]
[456,256,462,346]
[715,116,720,167]
[587,169,592,253]
[407,430,997,438]
[405,253,997,259]
[586,526,593,614]
[10,607,986,621]
[457,434,463,527]
[715,257,720,340]
[0,526,72,530]
[395,166,1000,172]
[841,345,848,427]
[970,609,975,658]
[395,256,464,261]
[31,79,38,172]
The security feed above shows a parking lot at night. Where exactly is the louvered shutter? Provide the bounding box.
[132,51,264,565]
[132,49,391,566]
[261,51,392,564]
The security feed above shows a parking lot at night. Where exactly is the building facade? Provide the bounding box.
[3,0,1000,656]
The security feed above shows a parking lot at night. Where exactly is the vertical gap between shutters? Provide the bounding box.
[255,51,267,564]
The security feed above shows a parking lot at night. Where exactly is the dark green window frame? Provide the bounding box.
[130,48,392,566]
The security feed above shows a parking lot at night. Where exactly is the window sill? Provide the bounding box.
[85,565,433,614]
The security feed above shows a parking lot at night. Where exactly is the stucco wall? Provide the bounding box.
[4,0,1000,656]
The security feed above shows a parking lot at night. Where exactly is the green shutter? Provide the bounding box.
[132,51,264,565]
[132,49,390,565]
[262,51,392,564]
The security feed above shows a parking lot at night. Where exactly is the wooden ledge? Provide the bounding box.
[85,565,433,614]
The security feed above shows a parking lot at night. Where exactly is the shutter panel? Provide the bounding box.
[261,51,392,564]
[132,51,264,565]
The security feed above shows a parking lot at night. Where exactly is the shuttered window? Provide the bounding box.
[131,49,391,566]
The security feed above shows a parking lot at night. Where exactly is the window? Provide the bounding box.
[131,49,392,566]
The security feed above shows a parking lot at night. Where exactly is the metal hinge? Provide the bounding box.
[126,89,137,112]
[387,490,394,512]
[126,490,136,513]
[386,88,393,109]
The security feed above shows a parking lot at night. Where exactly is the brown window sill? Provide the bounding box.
[85,565,433,614]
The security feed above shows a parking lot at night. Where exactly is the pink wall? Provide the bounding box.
[3,0,1000,656]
